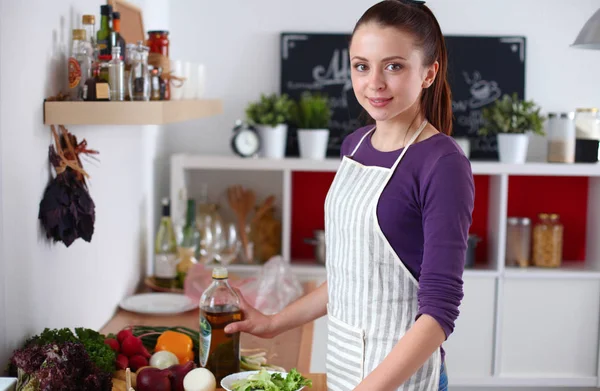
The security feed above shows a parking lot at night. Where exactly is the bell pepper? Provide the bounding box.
[154,330,194,364]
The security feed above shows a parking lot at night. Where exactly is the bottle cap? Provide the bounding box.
[113,11,121,20]
[82,15,95,25]
[72,29,86,41]
[212,267,228,279]
[100,5,113,15]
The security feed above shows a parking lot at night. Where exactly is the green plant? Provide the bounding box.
[245,93,295,127]
[292,91,332,129]
[478,93,546,136]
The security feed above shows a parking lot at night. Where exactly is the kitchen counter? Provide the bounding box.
[99,281,318,375]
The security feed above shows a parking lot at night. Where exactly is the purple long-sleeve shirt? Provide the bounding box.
[340,126,475,345]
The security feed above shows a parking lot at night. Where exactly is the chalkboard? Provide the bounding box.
[280,33,526,160]
[445,35,526,160]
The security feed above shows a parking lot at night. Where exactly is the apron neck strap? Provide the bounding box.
[390,119,428,172]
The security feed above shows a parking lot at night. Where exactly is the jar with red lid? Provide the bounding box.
[147,30,170,99]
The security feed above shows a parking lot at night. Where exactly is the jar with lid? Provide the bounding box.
[128,41,150,101]
[506,217,531,267]
[546,112,575,163]
[147,30,170,100]
[574,108,600,162]
[532,213,563,268]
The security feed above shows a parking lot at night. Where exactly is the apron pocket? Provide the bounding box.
[326,307,365,391]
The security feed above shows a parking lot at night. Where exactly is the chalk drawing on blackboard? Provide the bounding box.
[500,37,525,62]
[462,71,502,109]
[282,34,308,59]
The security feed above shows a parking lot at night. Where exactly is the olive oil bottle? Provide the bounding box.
[199,267,243,383]
[153,198,178,288]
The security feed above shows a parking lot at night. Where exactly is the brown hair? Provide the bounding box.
[351,0,453,135]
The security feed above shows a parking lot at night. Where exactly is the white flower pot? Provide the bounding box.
[256,124,288,159]
[497,133,529,164]
[297,128,330,160]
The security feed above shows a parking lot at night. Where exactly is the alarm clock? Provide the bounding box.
[230,120,261,158]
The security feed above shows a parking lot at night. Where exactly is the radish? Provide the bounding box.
[117,329,134,343]
[129,354,149,372]
[121,335,146,357]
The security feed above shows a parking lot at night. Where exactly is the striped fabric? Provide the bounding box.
[324,120,441,391]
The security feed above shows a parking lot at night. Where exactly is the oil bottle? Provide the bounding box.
[199,267,243,383]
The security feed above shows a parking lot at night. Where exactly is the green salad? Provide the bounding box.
[231,368,312,391]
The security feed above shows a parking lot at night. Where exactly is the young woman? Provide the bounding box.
[225,1,475,389]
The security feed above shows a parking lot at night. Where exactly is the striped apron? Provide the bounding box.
[324,119,442,391]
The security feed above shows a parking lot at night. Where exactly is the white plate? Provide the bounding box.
[119,293,196,315]
[220,370,306,391]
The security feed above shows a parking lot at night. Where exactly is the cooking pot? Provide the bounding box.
[304,230,325,265]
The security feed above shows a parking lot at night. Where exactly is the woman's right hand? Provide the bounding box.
[224,289,279,339]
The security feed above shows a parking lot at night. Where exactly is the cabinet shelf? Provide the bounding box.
[43,99,223,125]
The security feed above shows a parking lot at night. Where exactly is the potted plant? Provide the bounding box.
[478,93,546,164]
[291,92,332,160]
[245,93,295,159]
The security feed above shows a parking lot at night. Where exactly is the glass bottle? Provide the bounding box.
[111,12,127,60]
[176,199,200,288]
[109,46,124,101]
[96,5,113,57]
[81,15,97,62]
[199,267,242,384]
[147,30,170,100]
[574,108,600,163]
[128,42,151,101]
[532,213,564,268]
[150,65,161,101]
[546,112,576,163]
[154,198,178,288]
[68,29,91,101]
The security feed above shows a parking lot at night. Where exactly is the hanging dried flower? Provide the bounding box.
[38,125,99,247]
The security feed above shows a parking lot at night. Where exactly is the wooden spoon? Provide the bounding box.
[252,195,276,224]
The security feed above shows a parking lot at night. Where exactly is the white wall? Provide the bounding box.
[0,0,168,370]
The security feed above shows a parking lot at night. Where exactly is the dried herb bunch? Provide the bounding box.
[38,125,99,247]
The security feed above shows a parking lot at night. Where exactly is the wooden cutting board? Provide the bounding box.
[217,373,326,391]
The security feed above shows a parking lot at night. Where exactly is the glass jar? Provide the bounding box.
[546,112,575,163]
[147,30,170,100]
[506,217,531,268]
[532,213,564,268]
[575,108,600,162]
[250,206,282,264]
[128,41,150,101]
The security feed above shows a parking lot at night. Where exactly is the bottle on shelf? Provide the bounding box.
[81,15,97,62]
[111,12,127,60]
[176,199,200,288]
[83,63,110,101]
[128,41,151,101]
[154,198,179,289]
[199,267,242,384]
[68,29,91,101]
[109,46,124,101]
[97,5,113,58]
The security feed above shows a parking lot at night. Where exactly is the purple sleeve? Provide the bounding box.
[416,152,475,339]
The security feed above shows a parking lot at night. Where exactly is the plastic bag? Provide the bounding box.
[238,256,304,315]
[183,256,304,315]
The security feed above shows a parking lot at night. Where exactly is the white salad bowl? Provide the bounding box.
[220,370,306,391]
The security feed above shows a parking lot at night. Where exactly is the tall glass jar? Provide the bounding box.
[147,30,170,100]
[250,206,282,263]
[532,213,563,268]
[128,41,150,101]
[575,108,600,162]
[506,217,531,268]
[546,112,575,163]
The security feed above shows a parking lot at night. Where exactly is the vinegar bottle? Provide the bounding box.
[199,267,243,383]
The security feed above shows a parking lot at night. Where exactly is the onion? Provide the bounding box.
[150,350,180,369]
[183,368,216,391]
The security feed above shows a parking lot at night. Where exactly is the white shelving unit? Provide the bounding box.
[171,154,600,389]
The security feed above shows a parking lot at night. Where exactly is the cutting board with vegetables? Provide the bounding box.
[217,373,326,391]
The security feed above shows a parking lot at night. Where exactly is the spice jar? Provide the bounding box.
[575,108,600,163]
[506,217,531,268]
[532,213,563,268]
[147,30,170,100]
[546,112,576,163]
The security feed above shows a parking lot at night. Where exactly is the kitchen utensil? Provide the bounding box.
[304,229,326,265]
[227,185,251,260]
[252,194,276,224]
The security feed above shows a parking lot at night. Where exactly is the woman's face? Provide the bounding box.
[349,23,437,123]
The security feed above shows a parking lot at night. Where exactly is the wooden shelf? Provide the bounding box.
[43,99,223,125]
